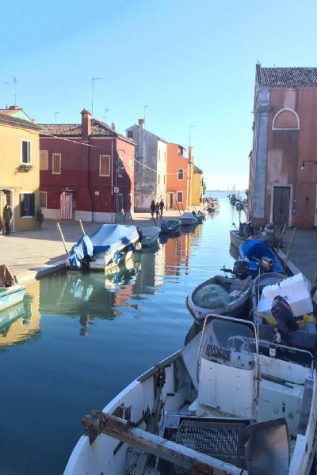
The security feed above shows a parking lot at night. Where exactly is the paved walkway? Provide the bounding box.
[280,227,317,283]
[0,212,179,284]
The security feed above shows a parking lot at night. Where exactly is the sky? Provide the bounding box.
[2,0,317,190]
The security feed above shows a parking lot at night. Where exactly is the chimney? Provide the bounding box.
[81,109,92,140]
[188,146,193,164]
[138,118,145,128]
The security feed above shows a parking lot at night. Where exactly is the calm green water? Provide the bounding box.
[0,192,245,475]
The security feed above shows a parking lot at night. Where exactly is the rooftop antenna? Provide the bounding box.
[91,77,103,117]
[189,124,196,146]
[4,81,8,108]
[54,112,59,123]
[12,76,17,106]
[143,104,148,124]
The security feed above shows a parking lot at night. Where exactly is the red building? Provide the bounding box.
[249,65,317,228]
[39,109,135,222]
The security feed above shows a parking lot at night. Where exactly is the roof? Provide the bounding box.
[40,118,135,144]
[0,112,41,130]
[194,165,203,174]
[0,106,34,122]
[127,123,168,143]
[257,65,317,87]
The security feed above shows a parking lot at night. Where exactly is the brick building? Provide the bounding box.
[40,109,135,222]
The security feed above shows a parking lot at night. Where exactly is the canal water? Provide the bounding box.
[0,192,245,475]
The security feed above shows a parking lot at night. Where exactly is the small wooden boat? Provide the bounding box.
[186,274,252,321]
[0,265,25,312]
[139,226,160,248]
[160,218,181,236]
[179,211,199,226]
[65,313,317,475]
[67,224,141,271]
[239,239,284,278]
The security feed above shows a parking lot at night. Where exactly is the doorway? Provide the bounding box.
[167,193,174,210]
[60,192,73,220]
[0,189,14,232]
[272,186,291,227]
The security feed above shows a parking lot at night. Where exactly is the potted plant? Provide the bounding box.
[36,207,44,228]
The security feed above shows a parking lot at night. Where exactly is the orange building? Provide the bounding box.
[166,144,192,211]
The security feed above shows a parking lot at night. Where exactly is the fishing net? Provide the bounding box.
[194,284,230,309]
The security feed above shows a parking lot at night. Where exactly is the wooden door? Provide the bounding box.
[60,192,73,220]
[272,186,290,227]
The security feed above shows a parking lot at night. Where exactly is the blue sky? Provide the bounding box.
[2,0,317,190]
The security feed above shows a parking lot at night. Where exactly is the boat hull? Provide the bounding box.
[0,285,25,312]
[186,275,252,321]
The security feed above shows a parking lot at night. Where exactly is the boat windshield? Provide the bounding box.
[199,315,257,369]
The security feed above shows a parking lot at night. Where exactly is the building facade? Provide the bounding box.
[249,65,317,228]
[166,143,190,210]
[192,165,204,206]
[0,108,41,231]
[126,119,167,212]
[40,110,135,222]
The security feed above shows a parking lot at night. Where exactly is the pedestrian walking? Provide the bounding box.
[159,199,164,217]
[150,200,156,219]
[3,203,13,235]
[155,202,160,220]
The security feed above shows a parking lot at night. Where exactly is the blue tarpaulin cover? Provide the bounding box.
[239,239,283,277]
[68,224,139,269]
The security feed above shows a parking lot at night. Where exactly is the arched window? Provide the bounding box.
[272,108,300,130]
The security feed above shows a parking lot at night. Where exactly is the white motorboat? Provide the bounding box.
[67,224,141,271]
[64,314,317,475]
[0,265,25,312]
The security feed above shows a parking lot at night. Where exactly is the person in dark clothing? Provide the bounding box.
[150,200,156,218]
[155,202,160,219]
[159,199,164,217]
[3,204,13,235]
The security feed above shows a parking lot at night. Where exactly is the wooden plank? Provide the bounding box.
[83,412,247,475]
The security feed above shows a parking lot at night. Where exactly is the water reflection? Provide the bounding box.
[0,281,40,347]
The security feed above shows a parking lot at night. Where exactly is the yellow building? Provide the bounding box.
[0,107,41,231]
[191,165,204,206]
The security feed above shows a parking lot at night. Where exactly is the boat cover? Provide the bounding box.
[239,239,283,275]
[68,224,139,269]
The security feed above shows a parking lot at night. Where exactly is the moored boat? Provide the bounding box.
[67,224,141,271]
[0,265,25,312]
[179,211,199,226]
[186,274,252,321]
[160,218,181,236]
[139,226,161,248]
[65,313,317,475]
[239,239,284,277]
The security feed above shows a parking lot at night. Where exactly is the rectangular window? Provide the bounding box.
[100,155,110,176]
[20,193,35,217]
[22,140,31,164]
[40,150,48,170]
[52,153,61,174]
[158,174,160,185]
[39,191,47,208]
[178,169,184,180]
[177,191,183,203]
[164,175,166,185]
[127,130,133,138]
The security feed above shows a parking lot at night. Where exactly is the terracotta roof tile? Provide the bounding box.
[257,66,317,87]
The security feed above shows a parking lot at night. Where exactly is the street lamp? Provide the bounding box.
[301,160,317,170]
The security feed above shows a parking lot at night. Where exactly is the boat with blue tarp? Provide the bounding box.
[239,239,284,278]
[160,219,181,236]
[67,224,141,271]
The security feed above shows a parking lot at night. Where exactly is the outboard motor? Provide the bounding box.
[271,295,298,342]
[260,256,274,273]
[232,260,249,280]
